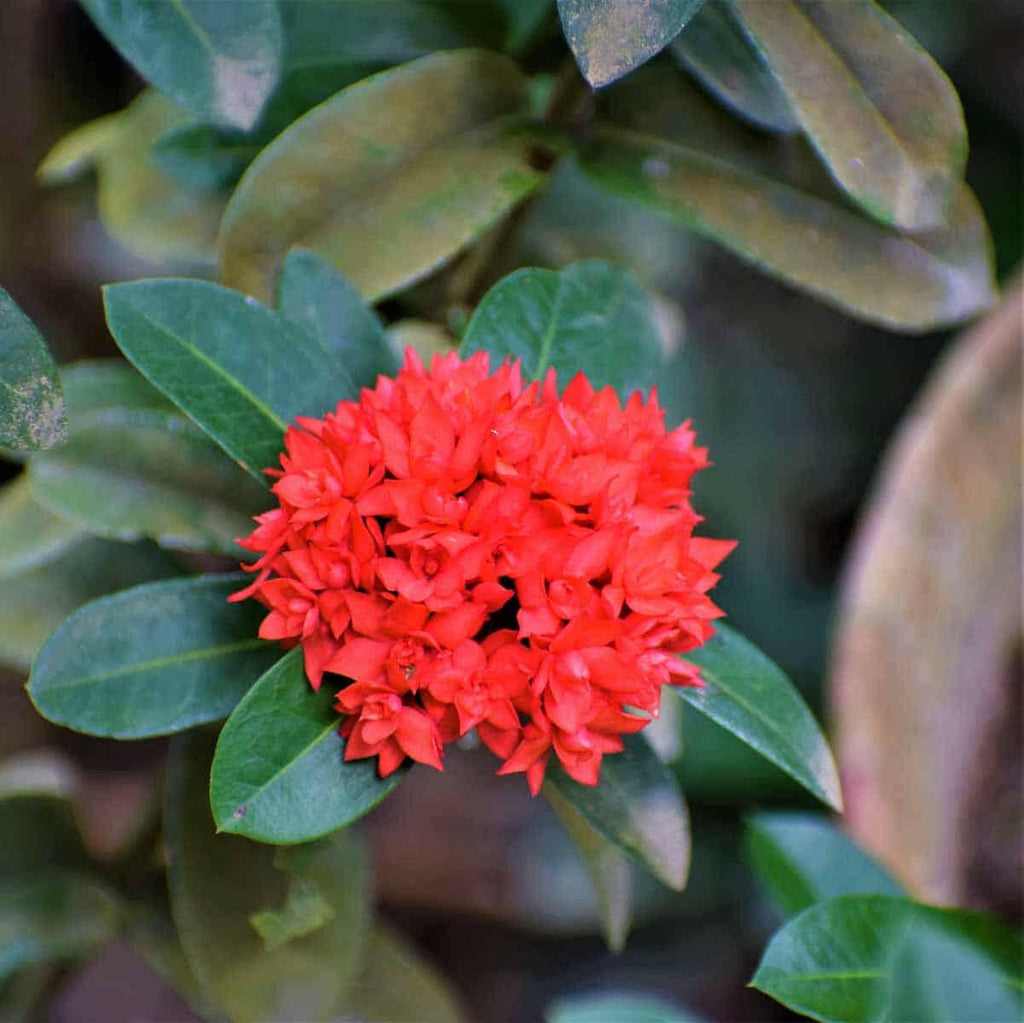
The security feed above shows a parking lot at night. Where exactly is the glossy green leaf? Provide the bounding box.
[544,782,633,951]
[61,359,177,420]
[219,49,544,303]
[29,406,265,553]
[0,538,178,672]
[343,924,465,1023]
[676,624,842,811]
[752,895,1024,1022]
[28,575,276,739]
[557,0,705,87]
[0,477,81,578]
[0,287,66,451]
[547,992,707,1022]
[746,812,904,915]
[460,260,664,397]
[277,249,399,387]
[578,126,996,331]
[103,279,357,480]
[0,754,86,877]
[669,0,798,133]
[546,732,690,891]
[211,649,408,843]
[0,873,119,983]
[729,0,966,229]
[166,729,371,1021]
[79,0,283,131]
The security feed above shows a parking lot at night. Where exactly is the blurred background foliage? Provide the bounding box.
[0,0,1021,1020]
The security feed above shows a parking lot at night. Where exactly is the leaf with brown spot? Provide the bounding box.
[218,49,545,303]
[0,287,67,452]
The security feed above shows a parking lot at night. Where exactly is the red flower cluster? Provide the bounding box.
[232,350,734,793]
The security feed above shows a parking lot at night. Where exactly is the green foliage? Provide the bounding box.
[103,279,357,480]
[460,260,664,397]
[0,287,66,451]
[752,895,1024,1022]
[28,575,277,739]
[165,730,371,1021]
[210,649,408,843]
[547,992,707,1022]
[0,478,81,578]
[545,733,691,892]
[79,0,283,131]
[677,624,843,810]
[745,812,904,915]
[218,49,544,302]
[28,406,265,553]
[276,249,400,385]
[558,0,705,87]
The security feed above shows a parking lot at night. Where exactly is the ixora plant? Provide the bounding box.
[1,1,1021,1021]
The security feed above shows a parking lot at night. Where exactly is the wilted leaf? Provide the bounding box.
[558,0,705,88]
[277,249,399,387]
[669,0,798,133]
[165,729,371,1021]
[28,575,277,739]
[460,260,664,397]
[745,812,904,916]
[578,126,996,331]
[0,873,119,983]
[677,625,843,811]
[546,733,690,891]
[0,287,66,451]
[544,782,633,951]
[29,406,267,553]
[79,0,283,131]
[0,537,179,672]
[0,477,81,578]
[219,49,544,303]
[103,278,356,480]
[211,649,408,843]
[729,0,966,229]
[752,895,1024,1022]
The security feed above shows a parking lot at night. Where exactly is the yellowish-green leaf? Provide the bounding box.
[728,0,966,230]
[579,126,996,331]
[218,49,544,303]
[36,113,121,185]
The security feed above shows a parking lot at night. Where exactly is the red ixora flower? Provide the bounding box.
[231,349,735,794]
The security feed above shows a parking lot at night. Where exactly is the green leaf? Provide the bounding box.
[0,477,81,579]
[211,648,408,843]
[460,260,664,397]
[150,122,263,191]
[544,782,633,952]
[752,895,1024,1023]
[61,359,176,420]
[36,113,121,184]
[745,812,904,916]
[219,49,544,303]
[29,406,266,553]
[557,0,705,88]
[547,991,707,1022]
[578,126,996,332]
[165,729,371,1021]
[728,0,966,230]
[545,732,690,891]
[669,0,798,133]
[676,624,842,811]
[0,537,179,672]
[0,873,119,983]
[103,278,357,480]
[79,0,283,131]
[343,924,465,1023]
[28,575,277,739]
[277,249,400,387]
[0,286,66,451]
[0,754,87,878]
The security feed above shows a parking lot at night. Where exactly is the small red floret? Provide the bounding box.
[233,349,735,792]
